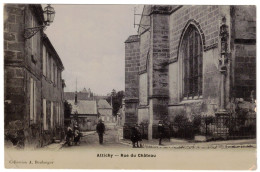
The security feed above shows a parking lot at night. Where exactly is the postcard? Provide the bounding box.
[4,4,256,170]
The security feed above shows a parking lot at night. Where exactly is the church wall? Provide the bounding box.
[124,36,140,138]
[168,6,222,122]
[124,5,256,140]
[232,6,256,101]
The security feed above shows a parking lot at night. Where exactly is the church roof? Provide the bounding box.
[125,35,139,43]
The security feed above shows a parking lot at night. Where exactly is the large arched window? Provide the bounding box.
[180,25,203,100]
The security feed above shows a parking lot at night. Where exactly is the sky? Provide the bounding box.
[44,4,143,95]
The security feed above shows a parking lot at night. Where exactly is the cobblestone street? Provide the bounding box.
[61,128,128,150]
[5,128,256,169]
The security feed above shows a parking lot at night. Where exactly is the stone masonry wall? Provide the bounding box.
[4,4,43,147]
[139,73,148,105]
[4,4,25,64]
[4,4,64,148]
[233,6,256,100]
[4,4,26,145]
[139,31,150,72]
[4,4,26,124]
[168,6,222,122]
[234,6,256,40]
[234,44,256,100]
[24,5,42,79]
[169,5,220,61]
[124,36,140,127]
[125,36,140,99]
[152,14,170,96]
[138,6,151,107]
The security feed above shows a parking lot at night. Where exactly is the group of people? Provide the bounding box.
[130,124,143,148]
[65,123,81,146]
[65,119,166,147]
[131,120,165,147]
[65,119,105,146]
[96,120,166,147]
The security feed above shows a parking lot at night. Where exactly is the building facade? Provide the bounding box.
[65,89,116,130]
[97,99,116,129]
[124,5,256,139]
[4,4,65,148]
[68,98,98,131]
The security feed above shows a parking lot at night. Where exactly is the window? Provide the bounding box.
[56,102,61,125]
[43,99,47,130]
[48,53,52,79]
[31,14,38,57]
[57,70,60,88]
[51,60,54,82]
[58,103,61,125]
[181,26,203,100]
[53,64,57,85]
[30,78,37,123]
[46,52,49,78]
[51,101,53,128]
[43,45,47,76]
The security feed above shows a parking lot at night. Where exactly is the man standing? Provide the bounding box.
[96,119,105,144]
[158,121,165,145]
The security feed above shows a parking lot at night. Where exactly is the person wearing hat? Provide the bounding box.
[96,119,105,144]
[73,124,81,145]
[130,124,138,148]
[158,120,165,145]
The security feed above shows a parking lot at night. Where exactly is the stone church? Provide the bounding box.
[124,5,256,139]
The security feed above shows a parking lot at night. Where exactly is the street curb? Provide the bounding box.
[119,141,256,149]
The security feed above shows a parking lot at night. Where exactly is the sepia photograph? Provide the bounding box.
[3,1,257,170]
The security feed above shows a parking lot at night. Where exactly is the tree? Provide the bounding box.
[106,90,125,116]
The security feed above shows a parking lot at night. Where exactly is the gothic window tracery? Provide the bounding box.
[181,25,203,100]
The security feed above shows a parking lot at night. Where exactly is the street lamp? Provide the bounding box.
[43,4,55,26]
[24,4,55,39]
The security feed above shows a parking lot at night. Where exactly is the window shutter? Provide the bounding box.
[33,80,37,123]
[43,45,46,76]
[43,99,47,130]
[30,78,34,122]
[51,101,53,128]
[56,103,57,126]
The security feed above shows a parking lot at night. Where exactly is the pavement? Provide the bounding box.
[42,129,256,150]
[43,130,97,151]
[119,138,256,149]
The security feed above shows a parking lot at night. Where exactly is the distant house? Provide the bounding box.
[65,87,119,130]
[64,88,107,101]
[65,88,117,130]
[97,99,116,129]
[67,99,98,131]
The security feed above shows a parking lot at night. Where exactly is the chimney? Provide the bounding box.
[75,91,78,104]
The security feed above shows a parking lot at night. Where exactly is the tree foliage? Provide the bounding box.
[106,90,125,116]
[64,100,72,119]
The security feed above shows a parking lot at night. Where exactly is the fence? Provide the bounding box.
[170,115,256,140]
[124,116,256,141]
[202,116,256,140]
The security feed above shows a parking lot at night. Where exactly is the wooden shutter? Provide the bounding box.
[43,99,47,130]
